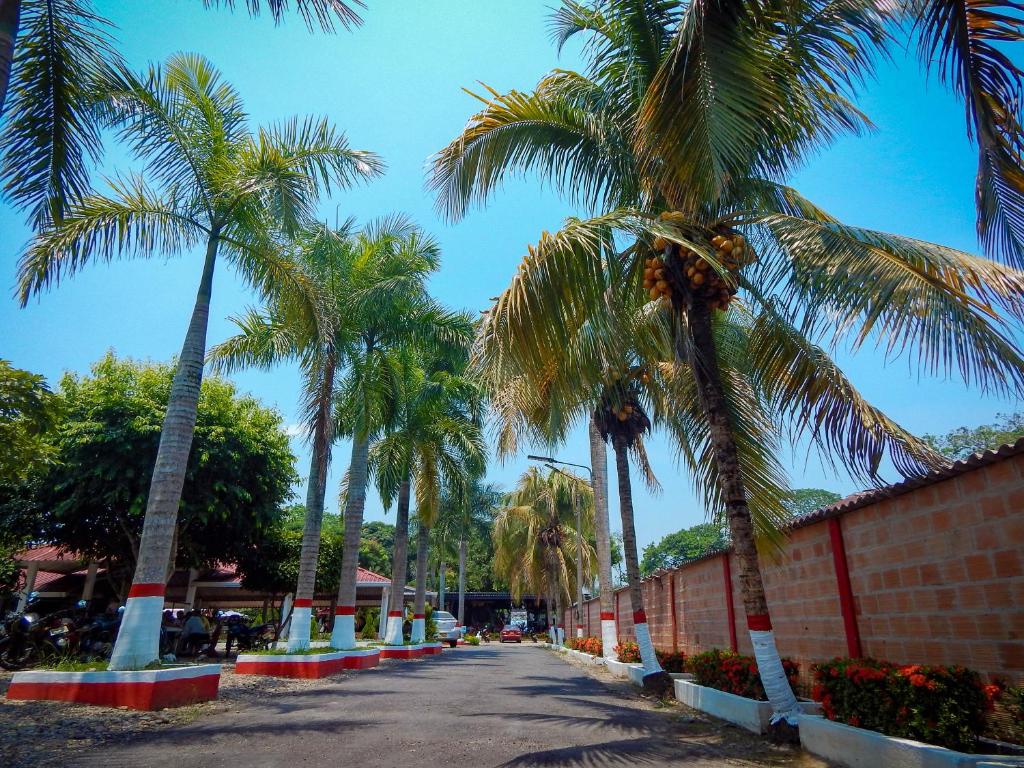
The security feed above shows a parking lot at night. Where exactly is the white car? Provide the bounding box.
[433,610,460,647]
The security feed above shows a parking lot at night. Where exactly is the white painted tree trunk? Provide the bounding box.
[588,418,617,660]
[109,236,218,670]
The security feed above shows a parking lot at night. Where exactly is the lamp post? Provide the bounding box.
[528,454,591,642]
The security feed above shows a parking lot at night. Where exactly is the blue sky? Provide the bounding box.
[1,0,1020,554]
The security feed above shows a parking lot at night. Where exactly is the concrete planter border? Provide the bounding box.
[379,642,442,660]
[605,659,634,679]
[624,665,694,687]
[673,679,821,734]
[799,715,1024,768]
[565,648,606,667]
[235,648,379,678]
[6,664,221,710]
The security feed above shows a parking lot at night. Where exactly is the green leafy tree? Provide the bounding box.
[17,53,380,670]
[0,359,58,482]
[640,523,728,576]
[782,488,842,518]
[433,0,1024,720]
[13,354,297,598]
[923,413,1024,460]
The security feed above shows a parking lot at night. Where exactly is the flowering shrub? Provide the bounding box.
[811,658,992,752]
[615,640,641,663]
[570,637,603,656]
[689,648,798,701]
[656,649,686,673]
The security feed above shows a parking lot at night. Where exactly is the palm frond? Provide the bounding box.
[1,0,123,228]
[909,0,1024,267]
[201,0,364,31]
[17,176,205,304]
[745,297,949,482]
[750,212,1024,397]
[429,73,636,221]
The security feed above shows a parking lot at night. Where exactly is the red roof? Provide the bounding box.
[356,567,389,584]
[17,545,83,563]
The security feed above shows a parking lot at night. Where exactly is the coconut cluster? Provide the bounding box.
[642,255,673,302]
[644,229,754,312]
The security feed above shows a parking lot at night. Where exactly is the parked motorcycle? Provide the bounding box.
[224,615,274,654]
[0,597,76,670]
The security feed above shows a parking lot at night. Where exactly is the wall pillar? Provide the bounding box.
[668,573,678,652]
[828,517,863,658]
[183,568,199,610]
[722,555,738,652]
[378,588,389,640]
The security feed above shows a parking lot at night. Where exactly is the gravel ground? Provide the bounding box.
[0,662,325,768]
[0,647,829,768]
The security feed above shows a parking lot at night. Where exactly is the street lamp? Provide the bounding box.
[527,454,592,642]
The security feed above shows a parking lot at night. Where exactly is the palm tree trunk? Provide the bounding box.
[384,477,411,644]
[411,520,430,642]
[457,536,466,626]
[686,302,800,722]
[612,436,664,680]
[588,417,616,658]
[287,359,335,651]
[572,482,585,640]
[109,233,219,670]
[330,433,370,649]
[0,0,20,118]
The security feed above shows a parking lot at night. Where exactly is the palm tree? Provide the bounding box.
[432,0,1024,721]
[17,54,381,669]
[209,225,360,651]
[493,468,596,644]
[372,347,484,645]
[479,245,790,686]
[1,0,362,228]
[328,219,474,650]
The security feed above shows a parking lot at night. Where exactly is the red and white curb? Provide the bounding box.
[379,642,443,659]
[235,648,380,678]
[6,664,221,711]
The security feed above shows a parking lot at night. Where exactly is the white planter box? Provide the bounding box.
[565,649,606,666]
[605,659,633,679]
[673,679,821,734]
[800,715,1024,768]
[624,666,693,687]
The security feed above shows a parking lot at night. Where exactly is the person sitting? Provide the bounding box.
[180,610,211,656]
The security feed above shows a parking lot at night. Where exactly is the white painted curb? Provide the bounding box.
[673,680,821,734]
[799,715,1024,768]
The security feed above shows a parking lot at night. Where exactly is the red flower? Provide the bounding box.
[909,674,928,688]
[848,715,861,727]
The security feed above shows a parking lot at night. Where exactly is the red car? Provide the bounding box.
[499,624,523,643]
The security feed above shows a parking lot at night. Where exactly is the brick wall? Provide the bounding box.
[564,443,1024,684]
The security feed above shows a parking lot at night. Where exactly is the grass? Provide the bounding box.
[44,659,172,672]
[245,646,348,656]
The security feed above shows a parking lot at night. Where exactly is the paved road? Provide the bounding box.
[77,644,818,768]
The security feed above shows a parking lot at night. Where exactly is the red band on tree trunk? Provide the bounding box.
[600,611,615,621]
[127,583,165,599]
[293,598,313,608]
[387,610,403,618]
[632,610,647,624]
[413,613,425,619]
[747,613,772,631]
[335,606,356,616]
[575,624,583,629]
